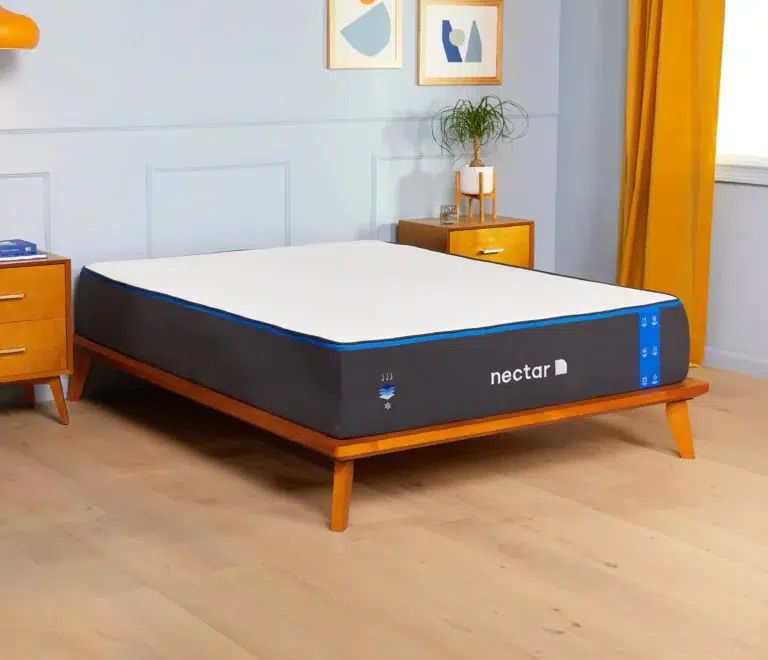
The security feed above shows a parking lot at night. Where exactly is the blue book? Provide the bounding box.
[0,239,37,257]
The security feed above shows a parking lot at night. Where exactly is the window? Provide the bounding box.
[716,1,768,184]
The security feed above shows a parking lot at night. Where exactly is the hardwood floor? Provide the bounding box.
[0,366,766,659]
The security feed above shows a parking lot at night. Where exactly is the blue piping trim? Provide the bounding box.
[82,268,683,352]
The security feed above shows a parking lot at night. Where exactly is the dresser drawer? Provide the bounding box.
[0,265,66,323]
[449,225,532,268]
[0,318,67,378]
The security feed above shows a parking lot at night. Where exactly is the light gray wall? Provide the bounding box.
[0,0,562,402]
[555,0,627,283]
[554,0,767,380]
[707,184,768,379]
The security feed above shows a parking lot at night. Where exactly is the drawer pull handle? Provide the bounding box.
[0,293,25,301]
[479,248,504,255]
[0,347,26,356]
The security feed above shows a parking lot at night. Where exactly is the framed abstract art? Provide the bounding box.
[418,0,504,85]
[328,0,403,69]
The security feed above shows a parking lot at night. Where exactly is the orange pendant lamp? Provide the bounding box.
[0,5,39,49]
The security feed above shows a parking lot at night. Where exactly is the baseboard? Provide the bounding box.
[704,347,768,380]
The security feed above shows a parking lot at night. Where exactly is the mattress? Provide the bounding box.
[74,240,690,439]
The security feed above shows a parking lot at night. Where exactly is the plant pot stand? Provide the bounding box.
[454,169,498,222]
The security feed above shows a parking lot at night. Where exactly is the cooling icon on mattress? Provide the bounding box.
[378,385,396,400]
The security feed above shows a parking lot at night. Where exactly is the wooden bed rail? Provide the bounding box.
[70,335,709,532]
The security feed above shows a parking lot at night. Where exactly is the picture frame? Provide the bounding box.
[418,0,504,85]
[328,0,404,70]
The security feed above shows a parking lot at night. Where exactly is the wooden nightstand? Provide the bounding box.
[397,216,535,269]
[0,254,73,424]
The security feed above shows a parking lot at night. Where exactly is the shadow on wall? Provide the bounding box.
[369,116,455,242]
[0,50,19,78]
[555,0,628,283]
[389,159,452,241]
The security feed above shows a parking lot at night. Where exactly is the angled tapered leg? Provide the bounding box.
[479,172,485,223]
[47,377,69,425]
[68,347,92,402]
[455,171,461,217]
[331,460,355,532]
[666,400,695,459]
[24,384,36,408]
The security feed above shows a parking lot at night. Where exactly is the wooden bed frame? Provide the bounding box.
[69,335,710,532]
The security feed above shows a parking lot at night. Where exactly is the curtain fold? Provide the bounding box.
[617,0,726,366]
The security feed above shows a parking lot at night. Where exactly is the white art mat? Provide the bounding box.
[422,3,499,80]
[330,0,402,69]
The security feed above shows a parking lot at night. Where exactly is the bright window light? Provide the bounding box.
[716,1,768,163]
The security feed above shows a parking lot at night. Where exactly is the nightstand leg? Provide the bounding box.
[47,377,70,425]
[24,384,36,409]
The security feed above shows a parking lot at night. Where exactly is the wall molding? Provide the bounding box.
[145,161,292,258]
[0,113,557,137]
[0,171,51,251]
[370,153,454,237]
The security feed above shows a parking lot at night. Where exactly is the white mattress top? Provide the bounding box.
[85,241,678,344]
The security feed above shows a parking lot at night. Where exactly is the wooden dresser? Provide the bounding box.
[0,254,72,424]
[397,216,535,269]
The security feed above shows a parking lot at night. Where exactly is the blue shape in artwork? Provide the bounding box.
[465,20,483,63]
[341,2,392,57]
[442,20,463,62]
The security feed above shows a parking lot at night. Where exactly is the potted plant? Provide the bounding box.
[431,95,529,196]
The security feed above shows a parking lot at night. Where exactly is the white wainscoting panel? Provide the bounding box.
[147,162,291,259]
[0,172,50,250]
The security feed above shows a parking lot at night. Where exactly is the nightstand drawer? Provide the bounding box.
[0,265,66,323]
[0,318,67,378]
[449,225,533,268]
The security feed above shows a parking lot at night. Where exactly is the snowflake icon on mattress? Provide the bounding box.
[378,384,396,400]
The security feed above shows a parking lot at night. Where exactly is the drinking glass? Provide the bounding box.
[439,204,458,226]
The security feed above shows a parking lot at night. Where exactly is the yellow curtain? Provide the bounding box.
[617,0,725,366]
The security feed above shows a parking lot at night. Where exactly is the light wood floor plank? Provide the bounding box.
[0,366,765,658]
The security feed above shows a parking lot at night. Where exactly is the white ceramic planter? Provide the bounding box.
[459,165,495,196]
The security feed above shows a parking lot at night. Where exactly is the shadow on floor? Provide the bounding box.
[71,385,675,523]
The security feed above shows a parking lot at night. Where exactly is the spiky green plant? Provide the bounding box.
[431,95,530,167]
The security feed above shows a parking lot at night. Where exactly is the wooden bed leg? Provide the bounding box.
[666,400,695,459]
[68,347,92,402]
[331,460,355,532]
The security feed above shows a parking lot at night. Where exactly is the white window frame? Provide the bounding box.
[715,0,768,186]
[716,156,768,186]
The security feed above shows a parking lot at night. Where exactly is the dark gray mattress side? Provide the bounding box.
[74,268,690,440]
[336,304,690,437]
[75,269,345,436]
